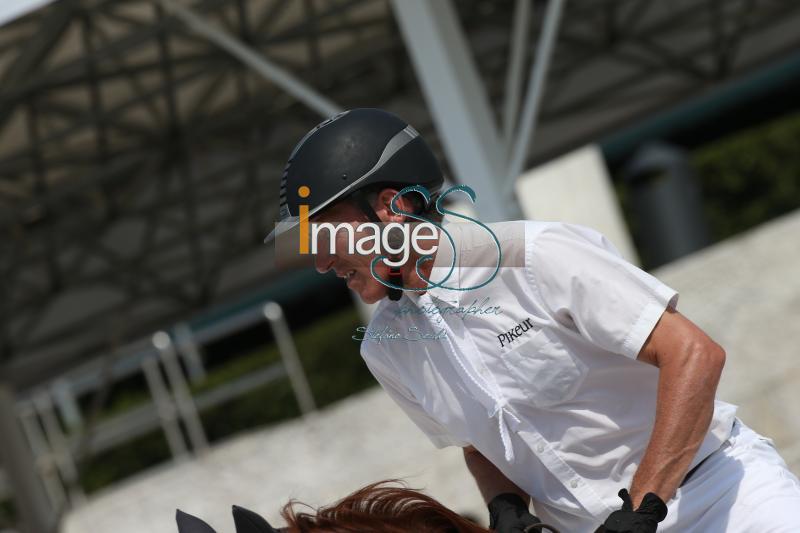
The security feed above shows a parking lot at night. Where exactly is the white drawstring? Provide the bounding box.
[490,398,518,462]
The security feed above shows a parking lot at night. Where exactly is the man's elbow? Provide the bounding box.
[709,343,726,375]
[690,340,726,380]
[712,343,726,368]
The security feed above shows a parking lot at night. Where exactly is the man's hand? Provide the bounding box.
[595,488,667,533]
[488,493,544,533]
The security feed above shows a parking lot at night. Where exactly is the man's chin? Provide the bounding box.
[354,284,388,305]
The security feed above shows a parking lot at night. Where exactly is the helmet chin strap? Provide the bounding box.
[351,190,404,301]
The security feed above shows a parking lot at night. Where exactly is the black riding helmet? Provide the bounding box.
[264,108,445,301]
[264,108,444,243]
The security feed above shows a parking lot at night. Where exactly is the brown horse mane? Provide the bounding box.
[279,479,489,533]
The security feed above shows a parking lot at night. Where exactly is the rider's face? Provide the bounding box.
[310,200,390,304]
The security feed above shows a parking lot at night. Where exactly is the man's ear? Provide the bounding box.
[176,509,217,533]
[375,188,415,222]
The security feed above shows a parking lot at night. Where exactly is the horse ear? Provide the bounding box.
[176,509,218,533]
[231,505,283,533]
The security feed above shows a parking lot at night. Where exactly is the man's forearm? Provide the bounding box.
[629,341,725,508]
[463,445,529,505]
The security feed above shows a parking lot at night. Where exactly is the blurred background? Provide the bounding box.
[1,0,799,531]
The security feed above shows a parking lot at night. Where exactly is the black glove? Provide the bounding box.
[488,493,546,533]
[595,488,668,533]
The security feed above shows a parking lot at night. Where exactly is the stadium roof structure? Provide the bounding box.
[2,0,800,389]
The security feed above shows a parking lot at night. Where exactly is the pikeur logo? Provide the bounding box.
[498,317,535,348]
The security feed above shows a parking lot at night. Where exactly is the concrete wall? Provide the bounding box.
[516,145,640,265]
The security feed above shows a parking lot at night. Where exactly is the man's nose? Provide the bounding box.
[314,249,335,274]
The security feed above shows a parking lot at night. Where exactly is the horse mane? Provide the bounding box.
[280,479,488,533]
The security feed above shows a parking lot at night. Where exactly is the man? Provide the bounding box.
[265,108,800,532]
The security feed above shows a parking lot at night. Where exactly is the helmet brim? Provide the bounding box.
[263,217,301,244]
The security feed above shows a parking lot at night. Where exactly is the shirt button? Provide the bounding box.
[570,479,579,488]
[536,444,544,453]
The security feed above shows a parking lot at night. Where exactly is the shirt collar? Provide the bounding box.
[406,223,461,306]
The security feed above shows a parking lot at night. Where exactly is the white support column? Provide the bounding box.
[503,0,566,198]
[152,332,209,455]
[0,0,55,26]
[16,401,67,515]
[32,392,86,507]
[503,0,533,144]
[263,302,316,416]
[390,0,518,222]
[51,379,83,433]
[173,323,207,384]
[0,384,57,533]
[141,356,189,460]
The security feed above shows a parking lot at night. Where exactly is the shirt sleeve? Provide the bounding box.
[361,347,468,449]
[527,222,679,359]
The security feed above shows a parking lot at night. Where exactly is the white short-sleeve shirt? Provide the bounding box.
[359,220,737,530]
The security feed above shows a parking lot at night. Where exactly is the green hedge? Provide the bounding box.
[0,498,15,529]
[692,109,800,241]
